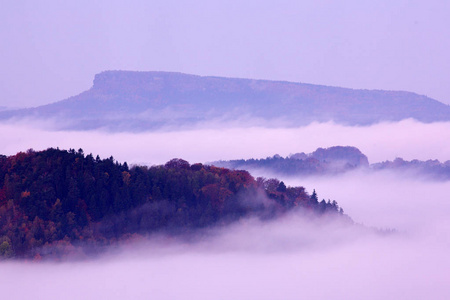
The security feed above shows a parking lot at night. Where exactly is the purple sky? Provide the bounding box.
[1,0,450,108]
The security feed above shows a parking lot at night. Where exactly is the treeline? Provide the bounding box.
[214,147,450,181]
[372,157,450,180]
[0,148,343,260]
[213,146,369,177]
[215,155,327,176]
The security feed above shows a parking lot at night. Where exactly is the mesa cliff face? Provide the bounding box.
[1,71,449,130]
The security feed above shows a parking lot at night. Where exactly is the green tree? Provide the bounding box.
[310,189,318,204]
[276,181,287,192]
[0,238,14,258]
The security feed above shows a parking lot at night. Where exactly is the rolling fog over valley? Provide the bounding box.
[1,119,450,165]
[0,171,449,299]
[1,73,449,299]
[1,118,449,299]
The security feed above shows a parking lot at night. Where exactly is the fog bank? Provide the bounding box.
[1,119,449,299]
[0,182,449,300]
[1,119,449,165]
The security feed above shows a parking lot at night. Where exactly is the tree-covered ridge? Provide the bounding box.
[0,148,343,260]
[214,146,450,180]
[372,157,450,180]
[213,146,369,176]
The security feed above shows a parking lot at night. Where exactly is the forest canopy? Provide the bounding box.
[0,148,344,260]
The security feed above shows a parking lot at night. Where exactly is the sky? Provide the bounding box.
[1,0,450,108]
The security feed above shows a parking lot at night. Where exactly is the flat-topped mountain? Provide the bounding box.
[1,71,449,130]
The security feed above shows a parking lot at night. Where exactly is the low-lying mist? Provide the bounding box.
[1,119,450,165]
[1,119,449,299]
[1,170,449,299]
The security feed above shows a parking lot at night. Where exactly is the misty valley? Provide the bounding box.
[3,144,449,260]
[3,0,450,297]
[1,71,449,299]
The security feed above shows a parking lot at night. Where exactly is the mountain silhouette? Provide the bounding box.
[1,70,449,130]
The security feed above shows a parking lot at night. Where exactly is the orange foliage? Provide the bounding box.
[21,191,31,198]
[200,184,233,211]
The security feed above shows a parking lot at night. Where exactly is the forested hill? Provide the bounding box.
[0,149,344,260]
[1,71,449,130]
[213,146,370,176]
[213,146,450,180]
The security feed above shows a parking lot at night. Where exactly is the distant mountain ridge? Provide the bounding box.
[1,70,449,130]
[214,146,370,176]
[212,146,450,180]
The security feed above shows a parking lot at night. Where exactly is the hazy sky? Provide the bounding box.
[1,0,450,108]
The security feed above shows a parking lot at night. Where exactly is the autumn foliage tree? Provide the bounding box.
[0,148,343,259]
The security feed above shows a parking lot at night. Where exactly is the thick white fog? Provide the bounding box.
[1,119,450,165]
[1,172,449,299]
[1,120,449,299]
